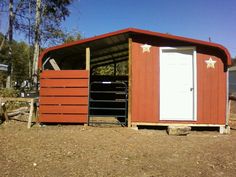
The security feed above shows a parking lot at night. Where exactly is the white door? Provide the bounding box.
[160,48,196,121]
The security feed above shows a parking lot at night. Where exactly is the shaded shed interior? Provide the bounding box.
[42,33,130,75]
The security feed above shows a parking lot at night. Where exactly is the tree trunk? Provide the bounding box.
[0,0,24,52]
[0,33,9,52]
[32,0,41,90]
[6,0,14,88]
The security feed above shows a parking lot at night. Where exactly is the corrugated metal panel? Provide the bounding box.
[197,54,226,124]
[39,70,89,123]
[131,40,159,123]
[131,39,226,125]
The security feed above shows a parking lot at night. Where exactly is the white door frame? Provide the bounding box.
[159,47,197,121]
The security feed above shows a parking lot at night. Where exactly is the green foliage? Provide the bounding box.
[0,88,19,97]
[11,41,30,83]
[93,64,114,75]
[19,0,74,46]
[93,61,128,76]
[0,32,30,88]
[0,71,7,87]
[63,32,82,43]
[116,61,128,75]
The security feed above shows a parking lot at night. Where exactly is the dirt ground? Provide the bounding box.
[1,117,236,177]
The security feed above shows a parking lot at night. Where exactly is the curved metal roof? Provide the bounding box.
[38,28,232,68]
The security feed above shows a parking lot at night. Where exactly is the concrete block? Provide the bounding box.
[167,126,191,136]
[219,126,230,134]
[130,124,139,130]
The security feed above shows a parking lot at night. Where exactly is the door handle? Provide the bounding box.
[190,88,194,91]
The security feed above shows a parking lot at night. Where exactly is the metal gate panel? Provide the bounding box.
[89,81,128,125]
[39,70,89,123]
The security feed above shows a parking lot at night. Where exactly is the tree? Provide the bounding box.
[32,0,41,87]
[0,32,30,88]
[63,32,81,43]
[5,0,14,88]
[0,0,25,52]
[1,0,74,89]
[31,0,73,88]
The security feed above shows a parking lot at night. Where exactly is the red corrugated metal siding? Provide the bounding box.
[39,70,89,123]
[196,54,226,124]
[131,41,159,122]
[131,40,226,125]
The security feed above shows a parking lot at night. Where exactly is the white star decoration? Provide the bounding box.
[205,57,216,69]
[141,44,152,53]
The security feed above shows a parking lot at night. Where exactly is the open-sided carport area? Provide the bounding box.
[39,31,130,125]
[38,28,232,129]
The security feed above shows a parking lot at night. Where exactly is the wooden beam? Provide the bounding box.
[86,47,90,70]
[86,47,90,124]
[49,59,60,70]
[0,97,35,102]
[27,99,34,129]
[128,38,132,127]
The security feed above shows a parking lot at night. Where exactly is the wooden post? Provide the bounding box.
[27,99,34,129]
[86,47,90,125]
[86,47,90,70]
[128,38,132,127]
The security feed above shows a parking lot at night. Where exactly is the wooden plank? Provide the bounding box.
[39,105,88,114]
[40,88,88,96]
[132,122,225,127]
[49,59,61,70]
[39,114,87,123]
[0,97,33,102]
[41,70,89,79]
[40,79,89,88]
[40,97,88,105]
[86,47,90,70]
[27,99,34,129]
[128,38,132,127]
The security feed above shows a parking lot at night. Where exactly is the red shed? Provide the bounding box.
[38,28,232,131]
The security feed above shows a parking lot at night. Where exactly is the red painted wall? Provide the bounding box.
[131,41,159,123]
[196,54,226,124]
[131,39,227,125]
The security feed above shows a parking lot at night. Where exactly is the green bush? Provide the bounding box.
[0,88,19,97]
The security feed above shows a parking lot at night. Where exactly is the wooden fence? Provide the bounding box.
[39,70,89,123]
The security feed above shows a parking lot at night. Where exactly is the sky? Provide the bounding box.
[1,0,236,57]
[64,0,236,57]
